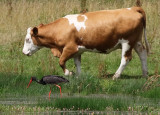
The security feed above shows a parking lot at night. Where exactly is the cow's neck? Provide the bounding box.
[38,25,54,38]
[36,25,57,48]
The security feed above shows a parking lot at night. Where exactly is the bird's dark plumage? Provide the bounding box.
[41,75,69,84]
[27,75,69,99]
[30,75,69,85]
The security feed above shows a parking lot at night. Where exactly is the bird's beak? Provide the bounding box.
[27,78,32,88]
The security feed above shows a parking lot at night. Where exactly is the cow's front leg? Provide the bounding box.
[59,46,78,76]
[74,55,81,75]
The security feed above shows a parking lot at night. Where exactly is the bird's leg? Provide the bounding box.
[49,87,52,100]
[55,84,62,98]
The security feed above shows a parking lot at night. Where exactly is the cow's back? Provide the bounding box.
[50,7,144,51]
[63,7,143,51]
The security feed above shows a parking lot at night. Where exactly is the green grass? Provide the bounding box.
[37,97,143,111]
[37,96,160,112]
[0,71,159,99]
[0,96,159,112]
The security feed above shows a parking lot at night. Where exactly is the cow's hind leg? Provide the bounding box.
[74,55,81,75]
[113,40,132,80]
[134,42,148,77]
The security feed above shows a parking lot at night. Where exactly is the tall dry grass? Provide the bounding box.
[0,0,80,44]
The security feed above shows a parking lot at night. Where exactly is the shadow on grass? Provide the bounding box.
[103,73,154,79]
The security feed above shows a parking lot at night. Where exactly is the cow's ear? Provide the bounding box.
[32,27,38,36]
[38,23,44,27]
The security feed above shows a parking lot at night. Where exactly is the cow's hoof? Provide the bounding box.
[112,73,120,80]
[142,71,148,77]
[65,69,73,76]
[142,74,148,78]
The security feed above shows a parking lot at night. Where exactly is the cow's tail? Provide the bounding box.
[135,0,150,55]
[143,27,150,55]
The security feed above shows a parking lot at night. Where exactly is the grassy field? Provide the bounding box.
[0,0,160,113]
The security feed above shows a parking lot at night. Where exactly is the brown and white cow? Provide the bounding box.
[23,3,149,79]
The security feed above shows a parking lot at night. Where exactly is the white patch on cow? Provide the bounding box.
[22,27,41,56]
[77,46,100,53]
[118,39,130,56]
[64,69,69,75]
[127,8,131,10]
[64,14,88,31]
[77,46,85,50]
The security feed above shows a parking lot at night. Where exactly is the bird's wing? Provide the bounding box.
[43,75,69,84]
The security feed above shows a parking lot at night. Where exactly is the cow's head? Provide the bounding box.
[23,27,42,56]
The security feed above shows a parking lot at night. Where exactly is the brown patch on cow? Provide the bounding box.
[78,11,121,51]
[77,15,85,22]
[75,8,143,52]
[125,49,132,61]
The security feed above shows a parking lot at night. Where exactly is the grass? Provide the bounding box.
[0,72,159,99]
[0,95,159,113]
[0,0,160,112]
[37,96,150,111]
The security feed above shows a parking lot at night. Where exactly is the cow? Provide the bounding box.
[22,0,150,80]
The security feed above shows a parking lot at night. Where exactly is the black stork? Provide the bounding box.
[27,75,69,99]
